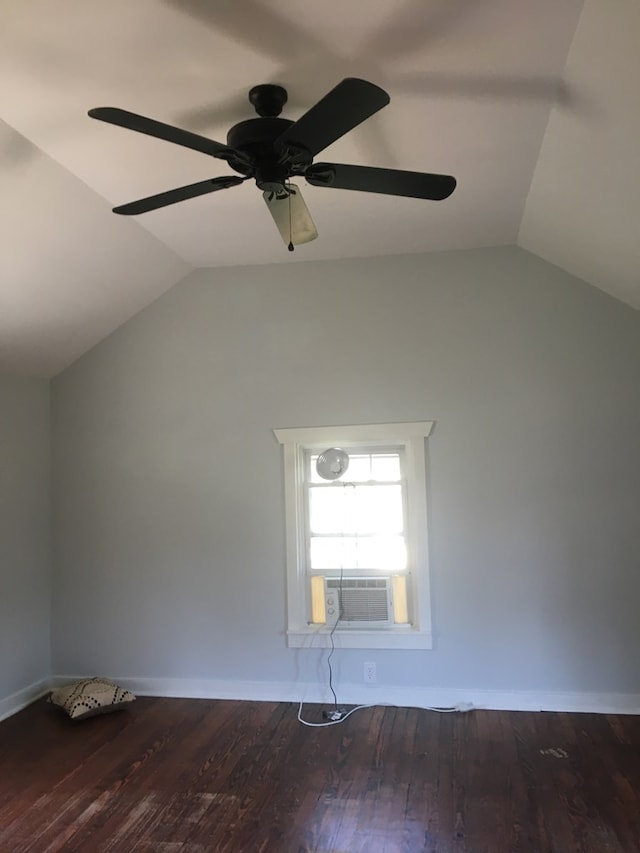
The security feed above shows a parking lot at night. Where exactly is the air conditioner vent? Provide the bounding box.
[324,577,393,627]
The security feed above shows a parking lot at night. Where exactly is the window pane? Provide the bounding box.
[310,535,407,570]
[310,536,356,568]
[309,487,346,534]
[342,455,371,482]
[354,536,407,569]
[371,454,401,481]
[309,451,401,483]
[309,484,403,535]
[352,485,403,534]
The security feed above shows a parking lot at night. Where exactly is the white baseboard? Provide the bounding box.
[52,675,640,715]
[0,677,51,723]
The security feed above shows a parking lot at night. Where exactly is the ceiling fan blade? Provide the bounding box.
[88,107,232,159]
[306,163,456,200]
[113,175,245,215]
[276,78,390,158]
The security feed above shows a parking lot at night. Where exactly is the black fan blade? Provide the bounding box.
[113,176,245,215]
[306,163,456,200]
[276,78,390,157]
[88,107,232,159]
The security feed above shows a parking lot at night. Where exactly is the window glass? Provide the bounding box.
[309,535,407,570]
[309,452,401,483]
[371,454,401,481]
[309,485,403,535]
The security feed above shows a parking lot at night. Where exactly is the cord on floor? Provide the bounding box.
[297,700,475,727]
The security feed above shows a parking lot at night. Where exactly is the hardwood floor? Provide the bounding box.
[1,696,639,852]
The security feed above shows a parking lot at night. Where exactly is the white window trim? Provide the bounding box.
[273,422,434,650]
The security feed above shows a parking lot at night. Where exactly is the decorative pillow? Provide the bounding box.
[48,677,136,721]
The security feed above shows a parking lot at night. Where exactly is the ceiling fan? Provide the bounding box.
[88,78,456,249]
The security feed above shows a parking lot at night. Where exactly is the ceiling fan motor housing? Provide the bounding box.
[226,117,310,192]
[248,83,288,118]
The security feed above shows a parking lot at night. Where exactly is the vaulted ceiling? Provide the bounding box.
[1,0,638,377]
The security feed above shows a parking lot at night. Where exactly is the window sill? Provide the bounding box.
[286,627,433,650]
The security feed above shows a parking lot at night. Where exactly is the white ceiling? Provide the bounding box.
[1,0,638,377]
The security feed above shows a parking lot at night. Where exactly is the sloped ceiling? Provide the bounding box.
[519,0,640,311]
[0,0,638,378]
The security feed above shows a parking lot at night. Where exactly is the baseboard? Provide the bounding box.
[51,675,640,715]
[0,677,51,723]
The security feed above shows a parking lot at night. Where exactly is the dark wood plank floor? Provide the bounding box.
[1,697,639,852]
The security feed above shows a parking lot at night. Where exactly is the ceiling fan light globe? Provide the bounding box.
[263,184,318,246]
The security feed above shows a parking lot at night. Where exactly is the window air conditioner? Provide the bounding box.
[324,577,394,628]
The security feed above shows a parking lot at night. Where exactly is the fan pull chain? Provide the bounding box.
[287,183,294,251]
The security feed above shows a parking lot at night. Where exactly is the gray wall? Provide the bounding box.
[51,247,640,699]
[0,375,51,706]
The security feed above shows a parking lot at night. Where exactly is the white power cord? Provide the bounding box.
[298,702,375,727]
[297,700,474,727]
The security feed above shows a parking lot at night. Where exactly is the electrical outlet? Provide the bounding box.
[364,661,377,684]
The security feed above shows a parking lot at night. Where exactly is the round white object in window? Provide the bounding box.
[316,447,350,480]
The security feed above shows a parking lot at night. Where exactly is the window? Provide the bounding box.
[274,422,434,649]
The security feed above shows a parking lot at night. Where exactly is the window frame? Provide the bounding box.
[273,422,434,650]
